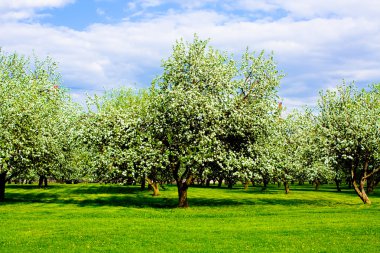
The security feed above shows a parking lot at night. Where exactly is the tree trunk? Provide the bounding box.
[262,178,269,191]
[140,175,146,191]
[152,182,160,196]
[177,180,189,208]
[244,180,249,190]
[217,178,223,188]
[352,178,371,204]
[351,164,371,204]
[314,179,320,191]
[227,180,233,189]
[38,175,48,188]
[0,172,6,202]
[39,175,44,188]
[284,181,290,194]
[335,178,342,192]
[347,177,352,189]
[367,175,375,193]
[205,179,211,187]
[146,178,160,196]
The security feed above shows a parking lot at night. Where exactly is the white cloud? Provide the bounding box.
[0,0,74,9]
[0,0,74,21]
[96,8,106,16]
[1,1,380,109]
[0,10,34,20]
[232,0,380,20]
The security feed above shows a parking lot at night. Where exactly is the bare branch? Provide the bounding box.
[363,167,380,180]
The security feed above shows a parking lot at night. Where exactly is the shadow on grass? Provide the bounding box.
[2,193,359,209]
[70,185,142,195]
[3,184,65,190]
[227,184,372,197]
[255,197,359,206]
[3,192,254,208]
[2,192,174,208]
[2,184,376,208]
[6,183,143,194]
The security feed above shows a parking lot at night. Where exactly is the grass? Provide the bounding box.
[0,183,380,252]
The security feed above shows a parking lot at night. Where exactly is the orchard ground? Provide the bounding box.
[1,183,379,252]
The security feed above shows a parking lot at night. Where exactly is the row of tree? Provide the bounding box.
[1,37,379,206]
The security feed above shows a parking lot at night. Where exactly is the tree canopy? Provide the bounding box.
[1,38,379,206]
[0,50,76,200]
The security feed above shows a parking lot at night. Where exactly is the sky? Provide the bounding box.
[1,0,380,111]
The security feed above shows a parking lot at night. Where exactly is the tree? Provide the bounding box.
[150,36,282,207]
[0,50,68,201]
[256,111,307,193]
[317,83,380,204]
[80,88,169,195]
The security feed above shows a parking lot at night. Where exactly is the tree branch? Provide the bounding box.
[363,167,380,180]
[242,79,259,101]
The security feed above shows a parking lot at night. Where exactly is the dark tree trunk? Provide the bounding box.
[206,179,211,187]
[367,175,375,193]
[0,172,6,202]
[39,175,48,188]
[227,180,233,189]
[277,181,281,188]
[314,178,320,191]
[334,178,342,192]
[250,179,255,187]
[347,176,352,189]
[177,180,189,208]
[217,178,223,188]
[140,175,146,191]
[38,175,44,188]
[262,178,269,191]
[284,181,290,194]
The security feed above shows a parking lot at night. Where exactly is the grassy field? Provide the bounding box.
[0,183,379,252]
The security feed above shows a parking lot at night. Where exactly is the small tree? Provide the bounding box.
[80,88,169,194]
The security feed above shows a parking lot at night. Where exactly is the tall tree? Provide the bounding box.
[317,83,380,204]
[150,36,282,207]
[0,50,68,201]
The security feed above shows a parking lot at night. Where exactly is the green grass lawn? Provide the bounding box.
[0,183,379,252]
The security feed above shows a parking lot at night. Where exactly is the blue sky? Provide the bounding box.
[1,0,380,110]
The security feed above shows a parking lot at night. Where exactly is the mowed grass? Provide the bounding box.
[1,183,380,252]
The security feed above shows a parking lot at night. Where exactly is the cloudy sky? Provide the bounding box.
[1,0,379,110]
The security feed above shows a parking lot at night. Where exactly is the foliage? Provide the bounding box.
[0,50,77,199]
[80,88,169,190]
[316,83,380,203]
[150,36,283,207]
[1,38,380,206]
